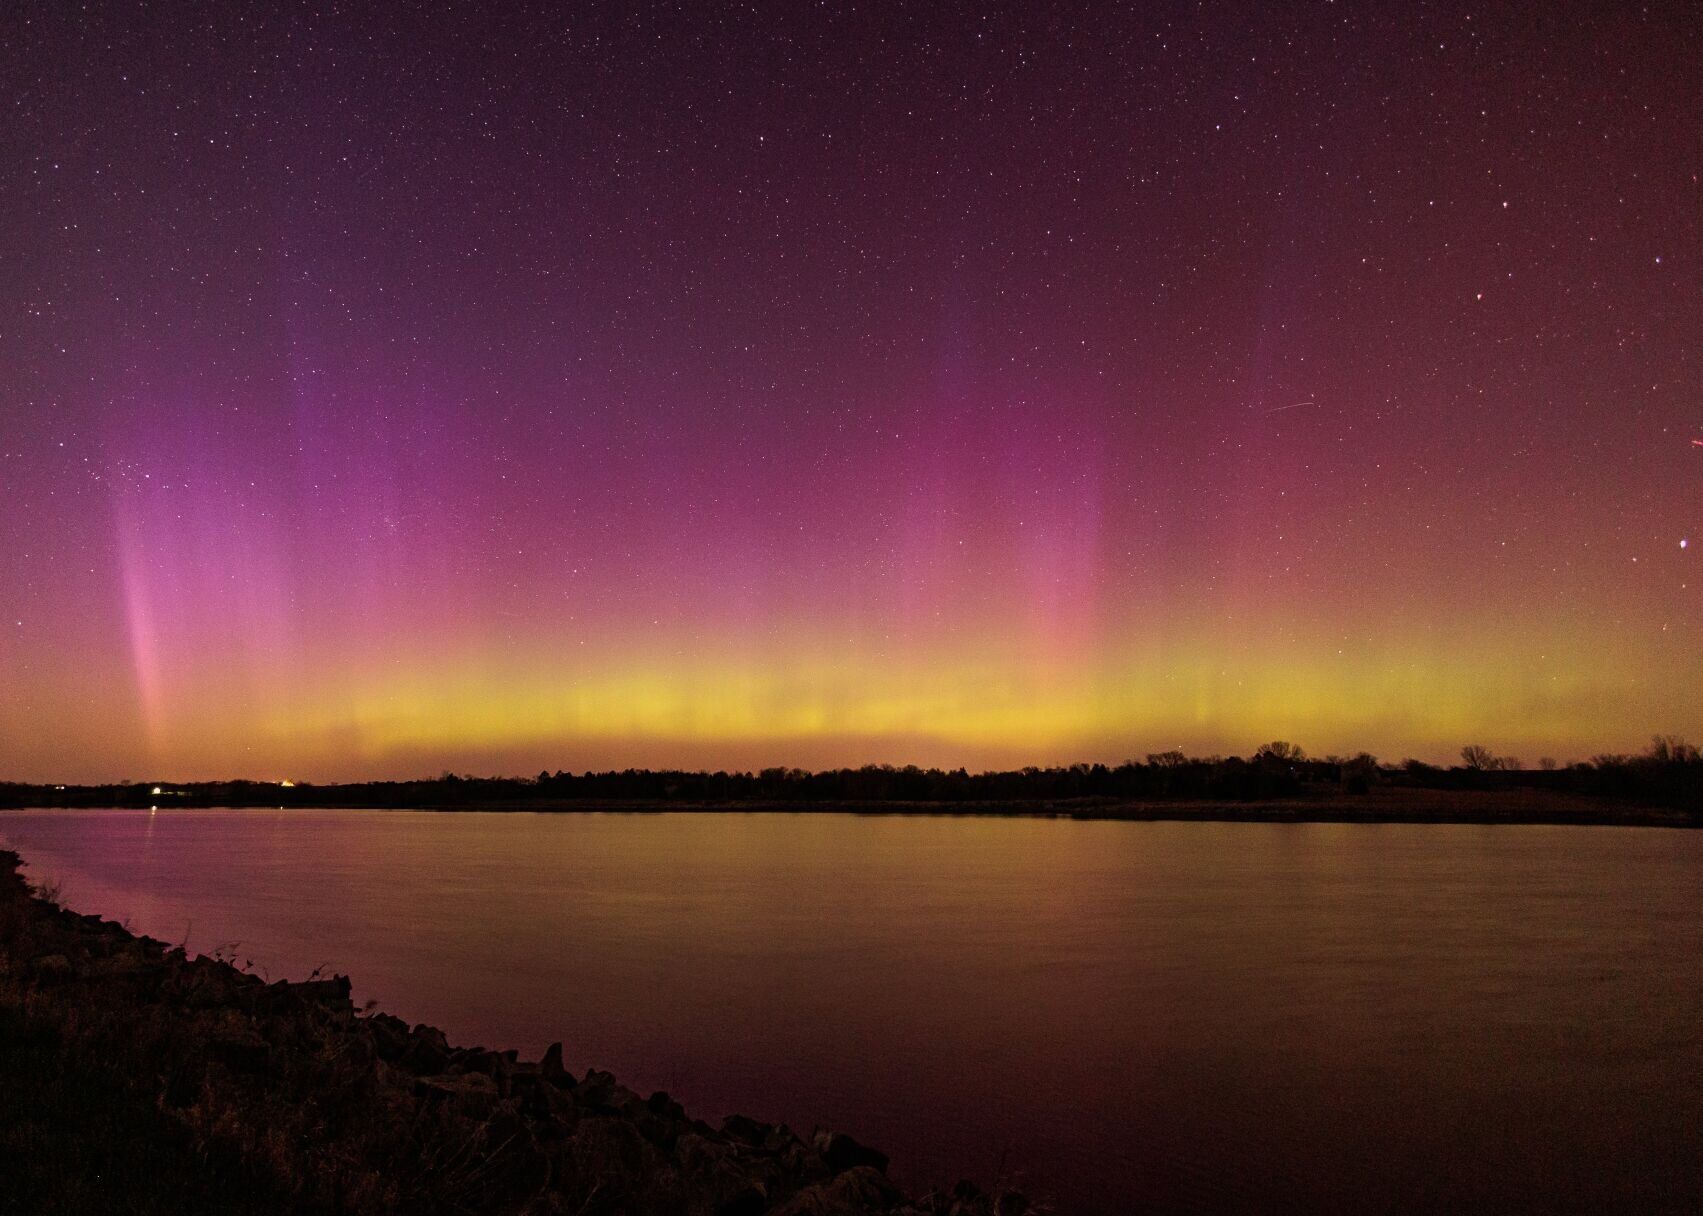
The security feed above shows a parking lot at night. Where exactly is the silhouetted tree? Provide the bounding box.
[1460,745,1494,771]
[1648,735,1701,764]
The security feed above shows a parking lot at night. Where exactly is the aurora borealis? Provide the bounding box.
[1,3,1698,782]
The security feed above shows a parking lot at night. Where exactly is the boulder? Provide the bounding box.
[283,975,353,1008]
[776,1134,832,1183]
[402,1023,451,1073]
[554,1116,664,1196]
[816,1130,889,1176]
[573,1068,619,1111]
[208,1028,271,1074]
[723,1113,776,1146]
[171,957,244,1007]
[770,1164,903,1216]
[715,1183,769,1216]
[365,1012,410,1061]
[647,1089,687,1123]
[831,1166,901,1205]
[456,1047,508,1078]
[26,953,74,982]
[769,1182,862,1216]
[515,1074,578,1126]
[540,1040,572,1084]
[762,1122,806,1155]
[416,1071,501,1120]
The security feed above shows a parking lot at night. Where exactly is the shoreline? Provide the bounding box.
[408,791,1701,828]
[0,848,1034,1215]
[5,787,1697,829]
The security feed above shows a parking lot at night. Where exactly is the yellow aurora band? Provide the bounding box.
[13,623,1648,781]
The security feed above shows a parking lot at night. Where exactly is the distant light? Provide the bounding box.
[151,786,162,796]
[279,779,295,788]
[1684,539,1691,550]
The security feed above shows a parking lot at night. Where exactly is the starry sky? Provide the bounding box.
[1,2,1699,782]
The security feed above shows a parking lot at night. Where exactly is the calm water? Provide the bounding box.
[2,810,1700,1213]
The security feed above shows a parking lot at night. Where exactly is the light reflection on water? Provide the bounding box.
[3,808,1700,1214]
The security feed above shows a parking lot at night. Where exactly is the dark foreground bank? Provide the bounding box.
[0,851,1032,1216]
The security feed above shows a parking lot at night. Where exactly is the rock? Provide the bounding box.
[676,1130,765,1213]
[168,956,244,1007]
[769,1183,859,1216]
[208,1029,271,1073]
[540,1040,572,1084]
[365,1012,410,1061]
[283,975,353,1009]
[630,1107,680,1151]
[573,1068,619,1111]
[769,1166,900,1215]
[647,1089,687,1123]
[86,951,149,977]
[723,1113,776,1146]
[715,1183,769,1216]
[777,1134,832,1183]
[402,1023,451,1073]
[674,1131,731,1170]
[486,1102,530,1146]
[160,1062,203,1109]
[515,1074,578,1126]
[831,1166,902,1206]
[26,953,73,982]
[554,1116,664,1197]
[416,1071,501,1120]
[816,1130,889,1176]
[457,1047,508,1078]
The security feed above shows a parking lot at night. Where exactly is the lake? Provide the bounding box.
[2,809,1699,1213]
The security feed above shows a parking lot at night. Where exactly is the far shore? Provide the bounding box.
[4,786,1697,829]
[12,743,1702,827]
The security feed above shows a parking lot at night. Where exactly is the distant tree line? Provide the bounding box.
[4,737,1699,813]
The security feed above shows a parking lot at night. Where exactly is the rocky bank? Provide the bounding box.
[0,850,1033,1215]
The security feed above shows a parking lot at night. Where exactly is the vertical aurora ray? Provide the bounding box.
[113,499,168,751]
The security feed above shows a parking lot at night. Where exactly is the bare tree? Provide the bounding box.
[1648,735,1700,764]
[1460,744,1494,771]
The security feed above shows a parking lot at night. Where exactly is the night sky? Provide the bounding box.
[2,3,1698,782]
